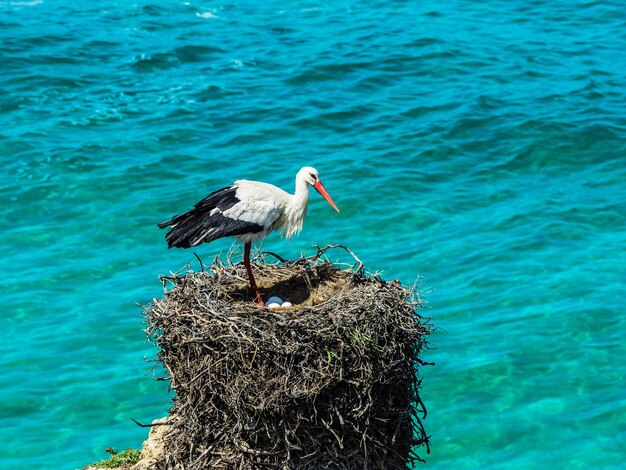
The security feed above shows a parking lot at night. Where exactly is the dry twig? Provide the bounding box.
[144,246,431,469]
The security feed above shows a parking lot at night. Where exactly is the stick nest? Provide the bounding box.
[145,246,431,469]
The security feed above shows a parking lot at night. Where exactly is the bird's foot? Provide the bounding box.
[254,292,265,307]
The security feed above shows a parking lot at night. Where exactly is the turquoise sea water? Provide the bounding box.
[2,1,625,468]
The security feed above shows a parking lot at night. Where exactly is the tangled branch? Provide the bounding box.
[145,246,431,469]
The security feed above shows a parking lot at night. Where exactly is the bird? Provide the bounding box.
[158,166,340,307]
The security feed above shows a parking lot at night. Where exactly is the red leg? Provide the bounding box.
[244,242,264,307]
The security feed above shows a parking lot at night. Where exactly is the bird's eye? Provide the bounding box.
[309,173,317,181]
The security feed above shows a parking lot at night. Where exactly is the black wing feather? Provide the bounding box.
[157,186,264,248]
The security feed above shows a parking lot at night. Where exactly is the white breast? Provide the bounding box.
[224,180,289,229]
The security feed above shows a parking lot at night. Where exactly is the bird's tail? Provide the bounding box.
[157,215,179,229]
[158,211,209,248]
[157,211,190,230]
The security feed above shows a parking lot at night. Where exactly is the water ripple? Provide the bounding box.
[2,1,626,469]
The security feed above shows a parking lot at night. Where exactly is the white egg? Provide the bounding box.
[281,301,293,308]
[267,302,281,309]
[266,296,284,305]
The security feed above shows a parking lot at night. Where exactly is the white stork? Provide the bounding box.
[158,166,340,306]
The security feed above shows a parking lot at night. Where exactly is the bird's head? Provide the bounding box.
[298,166,340,213]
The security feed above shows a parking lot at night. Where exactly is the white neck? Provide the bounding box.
[281,173,311,239]
[294,172,311,201]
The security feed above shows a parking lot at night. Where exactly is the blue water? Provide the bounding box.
[2,1,625,468]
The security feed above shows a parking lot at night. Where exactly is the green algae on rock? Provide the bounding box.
[84,449,141,469]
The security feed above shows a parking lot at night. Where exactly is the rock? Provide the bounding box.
[134,417,169,469]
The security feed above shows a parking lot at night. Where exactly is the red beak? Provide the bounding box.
[313,181,340,213]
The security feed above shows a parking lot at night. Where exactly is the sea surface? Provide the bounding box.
[2,1,625,468]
